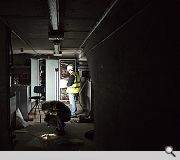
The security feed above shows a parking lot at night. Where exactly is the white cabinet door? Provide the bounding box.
[46,59,59,101]
[31,58,39,97]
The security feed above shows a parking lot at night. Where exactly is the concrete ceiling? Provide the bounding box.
[0,0,113,58]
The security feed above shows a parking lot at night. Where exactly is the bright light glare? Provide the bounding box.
[41,133,57,140]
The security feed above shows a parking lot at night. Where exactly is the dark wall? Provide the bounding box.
[85,0,180,150]
[0,21,12,150]
[12,54,32,85]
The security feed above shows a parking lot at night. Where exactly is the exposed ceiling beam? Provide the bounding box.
[13,49,82,55]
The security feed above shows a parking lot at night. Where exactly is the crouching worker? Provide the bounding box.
[41,101,71,135]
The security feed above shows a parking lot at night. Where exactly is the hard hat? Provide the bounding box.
[67,64,73,71]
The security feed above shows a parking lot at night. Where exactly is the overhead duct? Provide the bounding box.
[48,0,63,54]
[48,0,59,30]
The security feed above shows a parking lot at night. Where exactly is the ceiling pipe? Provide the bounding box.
[0,16,38,54]
[79,0,118,49]
[12,30,39,54]
[84,0,152,55]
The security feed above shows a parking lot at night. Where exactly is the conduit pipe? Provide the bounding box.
[79,0,118,49]
[0,16,38,54]
[84,1,152,55]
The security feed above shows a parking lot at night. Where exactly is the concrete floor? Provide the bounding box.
[13,101,95,151]
[13,120,95,151]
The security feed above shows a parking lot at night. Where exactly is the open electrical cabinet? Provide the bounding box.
[31,58,76,101]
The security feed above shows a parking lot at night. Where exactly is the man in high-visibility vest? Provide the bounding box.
[66,64,80,118]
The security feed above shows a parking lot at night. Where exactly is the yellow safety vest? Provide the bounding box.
[66,72,80,93]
